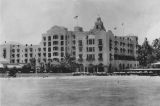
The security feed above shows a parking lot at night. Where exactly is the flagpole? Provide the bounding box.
[122,23,125,36]
[76,19,78,26]
[74,16,78,26]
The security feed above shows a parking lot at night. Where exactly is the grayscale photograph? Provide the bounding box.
[0,0,160,106]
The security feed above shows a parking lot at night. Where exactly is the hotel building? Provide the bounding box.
[0,17,139,72]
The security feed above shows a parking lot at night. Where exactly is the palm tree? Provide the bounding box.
[152,38,160,61]
[29,58,36,72]
[137,38,155,67]
[60,53,77,72]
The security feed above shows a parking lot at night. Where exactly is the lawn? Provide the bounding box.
[1,76,160,106]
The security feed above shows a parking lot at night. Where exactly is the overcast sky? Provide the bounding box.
[1,0,160,45]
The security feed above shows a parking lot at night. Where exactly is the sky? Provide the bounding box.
[0,0,160,45]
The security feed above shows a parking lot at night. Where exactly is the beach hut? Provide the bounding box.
[7,64,23,69]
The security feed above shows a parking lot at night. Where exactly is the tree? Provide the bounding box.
[60,53,77,72]
[22,63,31,73]
[46,59,52,72]
[8,67,17,77]
[137,38,155,67]
[152,38,160,61]
[30,58,36,72]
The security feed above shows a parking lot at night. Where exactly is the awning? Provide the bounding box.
[152,62,160,65]
[7,65,23,69]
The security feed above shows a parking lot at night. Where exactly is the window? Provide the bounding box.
[128,43,130,47]
[120,42,123,46]
[30,53,32,57]
[79,47,83,52]
[53,46,58,50]
[17,59,19,63]
[43,37,46,41]
[110,53,112,61]
[43,42,46,46]
[53,35,58,39]
[17,49,20,52]
[130,64,132,68]
[72,46,76,50]
[30,48,33,52]
[48,47,51,52]
[61,52,64,57]
[12,54,15,58]
[79,54,83,59]
[25,48,28,52]
[25,54,28,57]
[88,47,95,52]
[53,58,59,62]
[53,41,58,45]
[61,41,64,45]
[72,35,75,39]
[98,53,103,61]
[53,52,58,56]
[78,40,82,46]
[43,58,46,62]
[73,51,76,55]
[11,59,15,63]
[72,40,76,45]
[25,59,28,63]
[109,39,112,51]
[17,54,20,57]
[43,48,46,51]
[48,53,51,57]
[98,46,103,51]
[43,53,46,57]
[38,48,41,52]
[3,49,6,58]
[38,53,41,57]
[61,35,64,40]
[86,54,95,61]
[88,39,95,45]
[89,39,92,44]
[98,39,103,45]
[61,47,64,51]
[48,36,51,41]
[12,49,15,53]
[120,48,123,53]
[48,42,51,46]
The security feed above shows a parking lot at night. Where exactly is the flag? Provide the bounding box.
[74,16,78,19]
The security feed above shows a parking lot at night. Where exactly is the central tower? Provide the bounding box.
[93,17,106,31]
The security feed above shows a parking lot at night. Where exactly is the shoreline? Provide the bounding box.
[1,75,160,80]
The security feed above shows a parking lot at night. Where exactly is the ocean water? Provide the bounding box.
[1,76,160,106]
